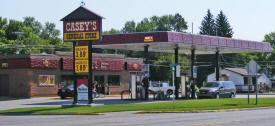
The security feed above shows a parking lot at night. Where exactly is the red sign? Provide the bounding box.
[64,20,99,33]
[77,79,88,101]
[144,36,153,42]
[77,79,88,89]
[92,60,124,71]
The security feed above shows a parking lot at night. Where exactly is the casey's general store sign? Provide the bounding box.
[63,20,100,41]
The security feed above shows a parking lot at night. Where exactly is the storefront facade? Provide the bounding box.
[0,52,143,97]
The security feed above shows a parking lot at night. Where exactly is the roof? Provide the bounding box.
[93,31,272,54]
[225,68,248,76]
[61,6,104,21]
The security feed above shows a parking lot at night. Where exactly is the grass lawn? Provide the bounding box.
[1,98,275,115]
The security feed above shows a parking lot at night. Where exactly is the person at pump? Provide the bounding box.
[142,75,149,100]
[190,80,196,99]
[92,81,99,98]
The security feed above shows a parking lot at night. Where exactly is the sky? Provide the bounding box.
[0,0,275,41]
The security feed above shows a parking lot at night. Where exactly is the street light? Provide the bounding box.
[12,32,23,54]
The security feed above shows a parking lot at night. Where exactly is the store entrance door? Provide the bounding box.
[0,75,9,96]
[95,75,105,94]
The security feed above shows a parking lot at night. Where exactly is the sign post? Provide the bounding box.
[245,59,260,105]
[170,64,177,109]
[61,5,103,105]
[193,66,197,79]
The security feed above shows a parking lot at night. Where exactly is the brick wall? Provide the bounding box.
[0,53,143,97]
[30,69,60,97]
[0,69,32,97]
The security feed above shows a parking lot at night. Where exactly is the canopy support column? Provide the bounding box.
[191,48,196,99]
[144,45,149,100]
[174,47,179,99]
[216,50,220,81]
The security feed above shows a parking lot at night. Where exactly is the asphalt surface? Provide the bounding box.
[1,108,275,126]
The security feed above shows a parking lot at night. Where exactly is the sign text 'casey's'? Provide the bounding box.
[64,20,99,33]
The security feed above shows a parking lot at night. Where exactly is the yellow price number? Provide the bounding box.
[75,60,89,73]
[75,46,88,60]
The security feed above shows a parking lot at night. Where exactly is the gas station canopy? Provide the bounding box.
[93,31,272,54]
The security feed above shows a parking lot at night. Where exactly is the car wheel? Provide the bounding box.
[61,96,66,99]
[167,89,173,95]
[216,93,220,99]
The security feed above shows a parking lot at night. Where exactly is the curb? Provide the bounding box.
[0,112,103,116]
[133,107,275,114]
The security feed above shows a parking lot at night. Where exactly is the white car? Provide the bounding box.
[149,82,174,95]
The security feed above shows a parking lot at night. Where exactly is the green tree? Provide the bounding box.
[0,17,8,42]
[174,13,188,32]
[215,11,233,38]
[5,20,24,40]
[122,13,187,33]
[199,9,216,36]
[23,17,42,35]
[136,18,154,32]
[0,17,70,55]
[40,22,62,45]
[0,17,7,29]
[103,28,121,34]
[41,22,60,39]
[122,21,136,33]
[264,32,275,48]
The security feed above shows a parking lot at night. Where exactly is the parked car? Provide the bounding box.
[149,82,174,95]
[58,84,74,99]
[196,81,236,99]
[57,84,99,99]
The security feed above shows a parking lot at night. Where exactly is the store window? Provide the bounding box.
[108,75,120,86]
[244,77,248,85]
[61,75,74,87]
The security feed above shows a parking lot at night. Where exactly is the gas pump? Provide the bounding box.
[130,74,136,100]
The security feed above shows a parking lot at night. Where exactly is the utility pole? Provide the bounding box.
[12,32,23,54]
[191,22,193,34]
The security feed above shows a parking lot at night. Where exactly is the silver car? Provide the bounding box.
[197,81,236,99]
[149,83,174,95]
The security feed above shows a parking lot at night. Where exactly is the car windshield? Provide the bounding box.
[204,82,219,87]
[153,84,161,87]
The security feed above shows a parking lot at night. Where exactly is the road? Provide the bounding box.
[1,108,275,126]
